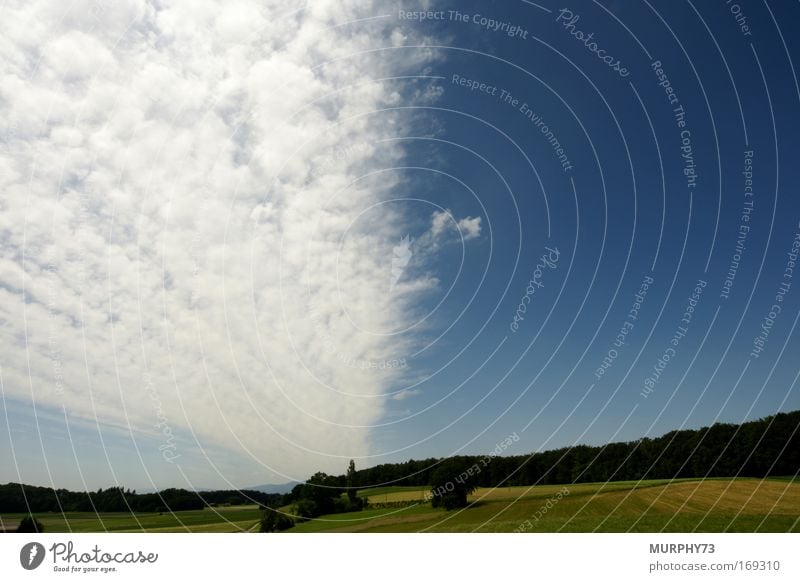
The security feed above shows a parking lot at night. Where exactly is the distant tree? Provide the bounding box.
[298,472,343,516]
[292,499,318,521]
[429,458,477,510]
[16,515,44,533]
[259,507,294,532]
[346,459,358,503]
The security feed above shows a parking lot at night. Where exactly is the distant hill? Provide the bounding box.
[244,482,299,495]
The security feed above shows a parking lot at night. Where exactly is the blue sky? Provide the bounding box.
[370,0,800,463]
[1,0,799,490]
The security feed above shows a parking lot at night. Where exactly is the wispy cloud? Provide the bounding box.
[390,389,422,401]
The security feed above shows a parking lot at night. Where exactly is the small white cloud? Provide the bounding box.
[391,388,421,401]
[427,209,482,242]
[457,216,482,240]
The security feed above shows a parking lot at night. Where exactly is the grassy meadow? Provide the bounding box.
[3,477,797,533]
[287,477,800,533]
[0,503,263,533]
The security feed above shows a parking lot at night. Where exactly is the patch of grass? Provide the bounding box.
[0,505,263,533]
[284,478,800,533]
[289,504,431,533]
[357,486,429,500]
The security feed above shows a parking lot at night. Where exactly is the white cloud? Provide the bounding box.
[430,209,452,238]
[457,215,482,240]
[428,209,483,243]
[0,0,444,486]
[390,389,421,401]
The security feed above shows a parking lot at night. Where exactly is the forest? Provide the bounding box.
[339,410,799,492]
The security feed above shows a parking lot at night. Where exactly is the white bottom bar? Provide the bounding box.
[2,533,796,581]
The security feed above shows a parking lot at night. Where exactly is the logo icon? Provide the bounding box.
[20,542,46,570]
[390,235,413,293]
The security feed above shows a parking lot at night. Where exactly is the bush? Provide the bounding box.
[429,458,477,510]
[259,508,294,532]
[332,495,364,513]
[292,499,318,520]
[16,515,44,533]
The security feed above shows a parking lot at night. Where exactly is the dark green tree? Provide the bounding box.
[292,498,317,521]
[346,459,358,503]
[429,458,477,510]
[259,507,294,532]
[286,472,343,518]
[16,515,44,533]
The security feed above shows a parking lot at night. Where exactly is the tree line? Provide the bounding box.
[4,410,797,524]
[0,483,283,514]
[352,411,799,491]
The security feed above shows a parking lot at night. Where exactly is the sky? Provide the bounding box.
[1,0,799,491]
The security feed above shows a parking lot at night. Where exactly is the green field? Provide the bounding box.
[0,504,263,533]
[288,477,800,533]
[3,478,798,532]
[358,485,429,503]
